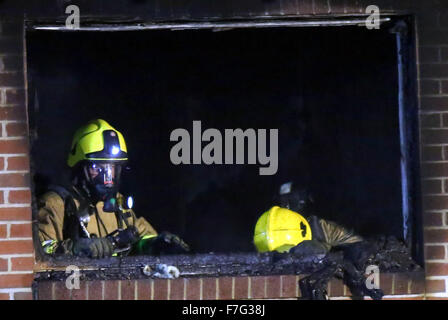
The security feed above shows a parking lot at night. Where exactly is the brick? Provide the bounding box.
[421,79,440,95]
[0,207,31,221]
[136,279,151,300]
[263,1,281,16]
[71,281,87,300]
[0,257,7,271]
[14,292,32,300]
[425,229,448,243]
[5,122,27,137]
[279,0,299,15]
[423,195,448,210]
[422,146,442,161]
[0,173,30,187]
[343,0,364,14]
[120,280,135,300]
[169,278,184,300]
[233,276,248,299]
[425,245,446,260]
[329,278,345,297]
[383,295,425,300]
[153,279,168,300]
[37,281,53,300]
[409,273,425,294]
[265,276,281,298]
[218,277,232,300]
[420,47,440,63]
[0,72,24,86]
[379,273,393,295]
[7,156,29,171]
[423,163,442,180]
[250,276,265,299]
[297,0,313,14]
[424,211,444,227]
[104,280,119,300]
[441,81,448,94]
[4,89,25,105]
[420,29,448,46]
[0,191,3,204]
[10,222,32,237]
[0,224,6,238]
[394,273,410,295]
[202,277,216,300]
[420,64,448,79]
[185,278,200,300]
[0,293,9,300]
[0,157,4,170]
[426,279,446,293]
[426,262,448,276]
[0,107,26,120]
[54,281,71,300]
[328,0,345,14]
[313,0,330,14]
[0,273,33,288]
[422,180,442,195]
[280,275,297,298]
[444,179,448,193]
[8,190,31,204]
[2,57,23,72]
[0,239,33,254]
[11,257,34,271]
[0,22,23,35]
[0,38,22,54]
[421,129,448,145]
[0,139,28,154]
[87,281,103,300]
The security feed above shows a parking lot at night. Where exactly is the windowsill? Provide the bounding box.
[33,252,424,282]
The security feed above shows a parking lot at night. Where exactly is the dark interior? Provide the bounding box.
[27,25,402,254]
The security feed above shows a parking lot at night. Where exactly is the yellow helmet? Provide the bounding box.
[67,119,128,168]
[254,206,312,253]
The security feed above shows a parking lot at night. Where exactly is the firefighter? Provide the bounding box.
[253,182,383,299]
[37,119,190,259]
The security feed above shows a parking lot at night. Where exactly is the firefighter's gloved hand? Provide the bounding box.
[143,232,190,255]
[290,240,328,258]
[72,237,114,259]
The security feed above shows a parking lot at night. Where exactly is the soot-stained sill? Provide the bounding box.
[33,251,424,282]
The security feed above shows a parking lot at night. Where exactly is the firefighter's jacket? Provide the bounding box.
[37,188,157,255]
[307,215,363,251]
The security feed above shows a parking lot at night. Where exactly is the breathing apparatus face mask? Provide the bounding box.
[83,162,122,209]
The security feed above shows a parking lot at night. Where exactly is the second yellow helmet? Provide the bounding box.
[254,206,312,253]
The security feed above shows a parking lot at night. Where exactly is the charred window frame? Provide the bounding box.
[25,14,423,277]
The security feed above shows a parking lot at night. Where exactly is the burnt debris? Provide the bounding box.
[34,236,421,284]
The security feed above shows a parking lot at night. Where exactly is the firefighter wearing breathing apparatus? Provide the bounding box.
[253,182,383,300]
[37,119,190,259]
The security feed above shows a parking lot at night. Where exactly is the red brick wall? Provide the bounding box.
[417,5,448,300]
[35,273,426,300]
[0,0,447,300]
[0,19,34,300]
